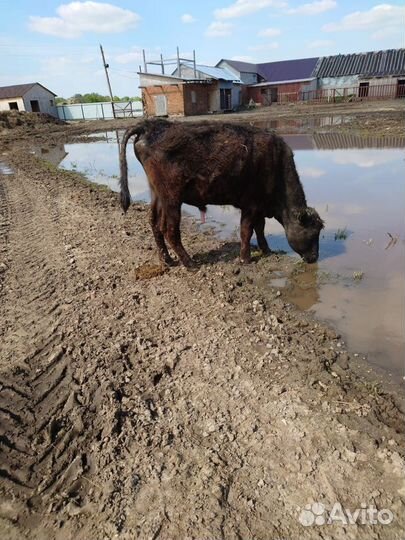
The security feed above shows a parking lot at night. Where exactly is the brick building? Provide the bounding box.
[218,58,318,105]
[138,64,242,117]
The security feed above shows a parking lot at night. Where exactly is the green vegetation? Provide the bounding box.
[334,227,348,240]
[55,93,142,105]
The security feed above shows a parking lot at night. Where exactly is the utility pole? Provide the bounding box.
[99,44,116,119]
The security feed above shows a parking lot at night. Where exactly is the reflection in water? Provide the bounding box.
[30,144,68,167]
[54,129,405,381]
[283,266,321,311]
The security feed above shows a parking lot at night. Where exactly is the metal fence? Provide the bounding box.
[56,100,143,121]
[277,83,405,104]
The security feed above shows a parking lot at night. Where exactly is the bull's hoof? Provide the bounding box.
[260,248,272,256]
[183,259,197,269]
[162,257,175,267]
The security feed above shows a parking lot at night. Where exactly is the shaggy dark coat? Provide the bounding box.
[120,119,323,266]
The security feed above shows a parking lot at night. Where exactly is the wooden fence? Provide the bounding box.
[277,82,405,104]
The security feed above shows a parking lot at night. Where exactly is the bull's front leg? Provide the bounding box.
[254,215,271,255]
[240,210,254,263]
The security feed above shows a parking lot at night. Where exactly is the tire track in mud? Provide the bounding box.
[0,170,89,517]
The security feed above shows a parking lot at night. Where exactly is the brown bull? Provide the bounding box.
[119,119,323,267]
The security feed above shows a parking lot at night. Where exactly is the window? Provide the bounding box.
[50,99,54,106]
[191,90,197,104]
[8,102,19,110]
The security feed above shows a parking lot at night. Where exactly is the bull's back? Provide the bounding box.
[136,122,281,206]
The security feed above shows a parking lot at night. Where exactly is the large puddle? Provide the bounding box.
[35,125,405,382]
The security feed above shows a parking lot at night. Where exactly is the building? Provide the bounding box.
[139,63,242,117]
[217,48,405,105]
[218,57,318,104]
[313,49,405,99]
[0,83,58,116]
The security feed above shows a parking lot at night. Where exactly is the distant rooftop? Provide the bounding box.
[0,82,56,99]
[173,63,242,82]
[218,57,319,83]
[314,49,405,78]
[257,57,319,83]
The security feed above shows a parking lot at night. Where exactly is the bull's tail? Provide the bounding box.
[119,124,145,212]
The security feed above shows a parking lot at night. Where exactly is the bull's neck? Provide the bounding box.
[275,169,307,227]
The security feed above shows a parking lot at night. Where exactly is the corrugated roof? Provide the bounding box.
[193,64,241,81]
[0,82,57,99]
[174,63,242,82]
[314,49,405,78]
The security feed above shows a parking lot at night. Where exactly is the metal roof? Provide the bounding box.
[194,64,241,81]
[0,82,56,99]
[173,63,242,82]
[217,59,259,74]
[251,77,316,87]
[314,49,405,78]
[257,57,319,83]
[217,57,319,82]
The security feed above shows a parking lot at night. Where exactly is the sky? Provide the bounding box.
[0,0,404,98]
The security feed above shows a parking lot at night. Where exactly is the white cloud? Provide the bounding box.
[299,166,326,178]
[248,42,279,51]
[206,21,233,37]
[29,1,140,38]
[288,0,336,15]
[115,47,143,64]
[332,151,399,168]
[181,13,196,23]
[323,3,405,36]
[307,39,335,49]
[214,0,286,20]
[258,27,281,37]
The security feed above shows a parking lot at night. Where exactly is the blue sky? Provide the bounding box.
[1,1,404,97]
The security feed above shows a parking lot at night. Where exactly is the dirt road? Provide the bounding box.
[0,143,404,539]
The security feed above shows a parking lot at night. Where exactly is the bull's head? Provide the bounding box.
[284,207,324,263]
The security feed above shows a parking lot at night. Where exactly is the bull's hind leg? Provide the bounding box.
[150,196,174,266]
[164,203,195,268]
[254,215,271,255]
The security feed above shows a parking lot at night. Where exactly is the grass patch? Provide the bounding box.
[335,227,348,240]
[353,271,364,281]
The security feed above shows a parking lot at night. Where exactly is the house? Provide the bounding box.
[138,63,242,117]
[218,57,318,104]
[0,83,58,116]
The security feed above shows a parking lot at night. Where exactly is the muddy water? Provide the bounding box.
[50,130,404,381]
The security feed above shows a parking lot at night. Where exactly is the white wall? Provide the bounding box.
[139,74,182,87]
[318,75,359,90]
[0,97,25,111]
[23,85,57,116]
